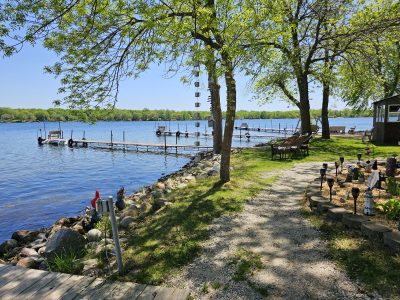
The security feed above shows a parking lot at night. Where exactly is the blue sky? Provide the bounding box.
[0,44,346,111]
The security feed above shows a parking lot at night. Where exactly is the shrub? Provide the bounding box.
[378,198,400,220]
[387,177,400,196]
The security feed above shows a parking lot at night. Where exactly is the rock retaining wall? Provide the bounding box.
[305,181,400,254]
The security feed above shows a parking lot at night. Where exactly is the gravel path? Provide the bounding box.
[167,162,378,299]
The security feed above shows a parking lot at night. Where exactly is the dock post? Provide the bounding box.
[83,130,86,139]
[123,131,126,151]
[111,130,113,148]
[279,123,280,133]
[164,132,167,152]
[70,130,73,139]
[107,196,123,275]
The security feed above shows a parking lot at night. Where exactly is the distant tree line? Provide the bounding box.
[0,107,372,123]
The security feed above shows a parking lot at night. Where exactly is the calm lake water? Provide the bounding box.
[0,117,372,242]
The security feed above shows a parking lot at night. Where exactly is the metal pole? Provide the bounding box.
[70,130,73,139]
[44,122,47,139]
[83,130,86,139]
[107,196,123,275]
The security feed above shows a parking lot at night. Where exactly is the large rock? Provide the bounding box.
[20,247,39,257]
[17,257,38,268]
[43,228,86,261]
[120,217,135,229]
[11,230,40,244]
[155,182,166,190]
[87,229,102,242]
[152,198,167,211]
[0,239,18,255]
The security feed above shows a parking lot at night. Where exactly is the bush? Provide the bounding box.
[387,177,400,196]
[377,198,400,220]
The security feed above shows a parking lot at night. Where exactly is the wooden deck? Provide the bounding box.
[0,264,190,300]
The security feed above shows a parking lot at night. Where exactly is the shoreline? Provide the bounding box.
[0,150,221,274]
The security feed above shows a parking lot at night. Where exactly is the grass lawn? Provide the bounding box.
[115,137,399,293]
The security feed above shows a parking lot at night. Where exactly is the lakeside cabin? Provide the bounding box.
[372,94,400,145]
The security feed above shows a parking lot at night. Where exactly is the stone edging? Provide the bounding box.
[305,181,400,254]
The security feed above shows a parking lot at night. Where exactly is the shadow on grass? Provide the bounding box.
[304,210,400,298]
[121,178,246,284]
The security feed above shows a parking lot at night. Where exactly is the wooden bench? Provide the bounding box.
[271,134,313,159]
[329,126,346,134]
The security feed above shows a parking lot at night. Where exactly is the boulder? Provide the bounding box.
[31,242,47,251]
[196,173,208,180]
[177,183,188,189]
[155,182,166,190]
[11,230,40,244]
[95,244,114,255]
[17,257,37,268]
[0,239,18,255]
[184,175,196,182]
[212,162,221,172]
[20,247,39,257]
[43,228,86,261]
[38,247,46,256]
[207,169,219,176]
[55,217,72,227]
[151,190,163,199]
[120,217,135,229]
[152,198,167,211]
[72,223,85,235]
[140,202,151,213]
[87,229,102,242]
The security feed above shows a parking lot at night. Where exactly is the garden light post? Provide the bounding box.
[351,187,360,215]
[320,168,327,190]
[327,178,335,202]
[334,161,339,179]
[340,157,344,172]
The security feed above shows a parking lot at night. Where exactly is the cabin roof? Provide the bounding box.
[373,94,400,105]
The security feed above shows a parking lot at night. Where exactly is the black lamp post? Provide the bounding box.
[320,168,326,190]
[351,187,360,215]
[334,161,339,179]
[327,178,335,202]
[357,153,362,162]
[339,157,344,171]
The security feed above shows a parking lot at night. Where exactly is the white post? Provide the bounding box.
[107,196,123,274]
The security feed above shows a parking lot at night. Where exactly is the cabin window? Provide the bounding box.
[388,104,400,122]
[376,105,385,122]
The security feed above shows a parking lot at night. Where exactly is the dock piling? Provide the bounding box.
[111,130,113,148]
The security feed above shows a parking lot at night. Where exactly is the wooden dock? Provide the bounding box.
[42,138,214,154]
[234,126,297,134]
[0,264,190,300]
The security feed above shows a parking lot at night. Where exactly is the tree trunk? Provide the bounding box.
[321,81,330,139]
[220,59,236,183]
[298,75,312,135]
[206,54,222,154]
